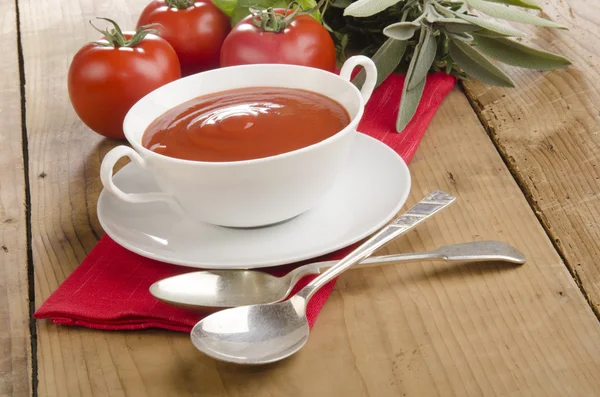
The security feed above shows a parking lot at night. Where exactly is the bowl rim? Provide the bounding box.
[123,63,366,167]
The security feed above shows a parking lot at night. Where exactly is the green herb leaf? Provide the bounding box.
[485,0,541,10]
[397,74,426,132]
[340,33,349,55]
[353,37,408,88]
[432,1,457,16]
[407,26,437,90]
[424,7,440,24]
[393,17,429,132]
[382,21,420,40]
[296,0,321,20]
[212,0,237,16]
[470,27,512,37]
[449,39,515,86]
[447,32,474,41]
[445,60,453,74]
[436,18,481,33]
[472,34,571,69]
[344,0,402,18]
[466,0,567,29]
[456,13,527,36]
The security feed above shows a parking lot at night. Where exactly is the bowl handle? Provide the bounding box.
[100,146,185,215]
[339,55,377,103]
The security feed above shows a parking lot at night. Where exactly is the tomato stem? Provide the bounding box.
[250,0,325,32]
[165,0,194,9]
[90,17,161,48]
[249,7,294,32]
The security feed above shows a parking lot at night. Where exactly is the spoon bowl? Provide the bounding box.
[150,270,291,312]
[191,297,309,364]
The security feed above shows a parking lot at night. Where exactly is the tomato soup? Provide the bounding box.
[142,87,350,162]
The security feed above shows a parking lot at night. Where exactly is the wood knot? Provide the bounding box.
[447,172,456,185]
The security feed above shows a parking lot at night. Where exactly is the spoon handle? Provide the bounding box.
[297,190,456,301]
[306,241,526,272]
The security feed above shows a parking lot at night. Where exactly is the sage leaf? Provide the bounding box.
[466,0,567,29]
[472,34,571,69]
[353,38,408,88]
[432,1,455,17]
[436,18,481,33]
[471,27,512,37]
[448,39,515,87]
[212,0,237,16]
[485,0,541,10]
[383,22,420,40]
[396,33,429,132]
[425,7,440,24]
[407,27,437,90]
[448,32,474,42]
[344,0,402,18]
[457,13,526,36]
[397,75,426,132]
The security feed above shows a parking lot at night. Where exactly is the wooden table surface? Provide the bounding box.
[2,0,600,395]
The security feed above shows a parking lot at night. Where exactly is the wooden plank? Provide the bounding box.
[19,0,600,395]
[0,0,31,396]
[461,0,600,314]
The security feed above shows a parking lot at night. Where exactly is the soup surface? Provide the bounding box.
[142,87,351,162]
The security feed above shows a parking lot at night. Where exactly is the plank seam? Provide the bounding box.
[459,82,600,323]
[14,0,38,395]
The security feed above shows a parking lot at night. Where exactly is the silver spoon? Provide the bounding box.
[152,240,525,312]
[191,190,455,364]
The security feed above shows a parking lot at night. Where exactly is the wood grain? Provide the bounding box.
[0,0,31,395]
[17,0,600,395]
[461,0,600,315]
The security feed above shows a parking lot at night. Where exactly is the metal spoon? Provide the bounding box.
[191,190,455,364]
[152,241,524,312]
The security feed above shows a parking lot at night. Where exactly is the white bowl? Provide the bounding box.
[100,56,377,227]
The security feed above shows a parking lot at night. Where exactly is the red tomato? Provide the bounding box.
[220,11,336,72]
[137,0,231,76]
[68,22,181,140]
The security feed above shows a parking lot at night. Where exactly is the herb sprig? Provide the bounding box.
[327,0,570,132]
[213,0,572,132]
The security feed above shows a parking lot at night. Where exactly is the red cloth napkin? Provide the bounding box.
[35,73,456,332]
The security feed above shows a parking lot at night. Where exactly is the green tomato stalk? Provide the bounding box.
[165,0,195,9]
[250,0,325,32]
[90,17,160,48]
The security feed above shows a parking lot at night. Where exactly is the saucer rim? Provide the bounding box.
[97,133,411,269]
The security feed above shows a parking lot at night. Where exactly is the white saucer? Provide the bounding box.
[97,133,411,269]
